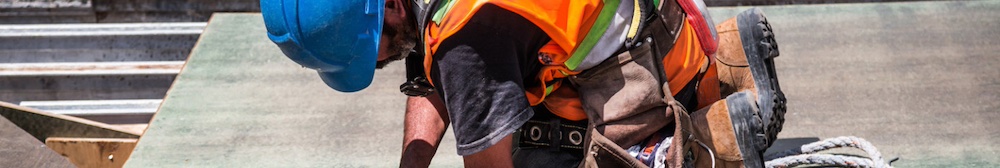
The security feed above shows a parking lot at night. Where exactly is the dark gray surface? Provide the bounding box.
[0,35,198,63]
[708,1,1000,167]
[0,116,76,168]
[0,75,176,104]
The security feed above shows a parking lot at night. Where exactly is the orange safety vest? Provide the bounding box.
[421,0,714,121]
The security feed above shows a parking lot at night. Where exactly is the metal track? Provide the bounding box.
[0,22,197,111]
[0,22,206,37]
[0,61,184,76]
[19,99,160,124]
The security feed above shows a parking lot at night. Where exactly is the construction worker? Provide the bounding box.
[262,0,786,167]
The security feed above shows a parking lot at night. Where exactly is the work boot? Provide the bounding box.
[690,91,766,168]
[713,8,786,148]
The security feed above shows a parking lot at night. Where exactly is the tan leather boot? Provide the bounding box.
[713,8,786,148]
[715,16,755,98]
[689,91,766,168]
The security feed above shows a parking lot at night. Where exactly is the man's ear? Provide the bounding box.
[386,0,408,19]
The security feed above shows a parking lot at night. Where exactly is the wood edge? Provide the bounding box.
[45,137,139,168]
[124,12,220,168]
[46,137,139,143]
[0,101,143,136]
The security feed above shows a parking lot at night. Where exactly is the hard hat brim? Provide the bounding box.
[316,58,376,92]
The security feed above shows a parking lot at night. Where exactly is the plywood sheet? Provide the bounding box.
[124,13,461,167]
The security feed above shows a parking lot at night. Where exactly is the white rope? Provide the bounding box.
[695,140,716,168]
[763,136,893,168]
[766,154,877,168]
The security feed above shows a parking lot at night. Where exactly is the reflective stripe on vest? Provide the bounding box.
[422,0,641,75]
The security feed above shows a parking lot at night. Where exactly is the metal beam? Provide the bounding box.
[0,22,206,37]
[0,0,91,9]
[19,99,160,115]
[0,61,184,76]
[19,99,160,124]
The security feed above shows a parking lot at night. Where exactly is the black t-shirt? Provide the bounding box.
[406,5,550,155]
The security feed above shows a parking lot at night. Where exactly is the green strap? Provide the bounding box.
[431,0,456,25]
[565,0,621,70]
[544,84,556,97]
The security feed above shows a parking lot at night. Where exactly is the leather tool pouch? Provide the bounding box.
[572,0,692,167]
[573,43,668,167]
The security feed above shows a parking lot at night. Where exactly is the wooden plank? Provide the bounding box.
[46,137,138,168]
[112,124,148,134]
[0,116,75,168]
[0,101,141,142]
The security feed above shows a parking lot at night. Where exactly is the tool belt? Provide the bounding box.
[572,0,696,167]
[516,111,588,154]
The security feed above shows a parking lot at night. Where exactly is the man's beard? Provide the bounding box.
[375,41,414,69]
[376,22,418,69]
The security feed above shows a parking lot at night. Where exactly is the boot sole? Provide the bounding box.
[737,8,786,148]
[726,91,766,168]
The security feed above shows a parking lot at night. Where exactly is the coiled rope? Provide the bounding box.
[766,154,878,168]
[764,136,893,168]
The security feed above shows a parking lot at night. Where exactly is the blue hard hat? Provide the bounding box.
[261,0,384,92]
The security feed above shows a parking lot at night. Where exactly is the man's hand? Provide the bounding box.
[401,94,449,168]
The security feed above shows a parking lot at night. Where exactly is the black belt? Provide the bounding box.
[516,115,588,154]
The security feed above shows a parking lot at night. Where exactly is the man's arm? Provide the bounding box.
[462,134,514,168]
[401,94,449,168]
[401,94,515,168]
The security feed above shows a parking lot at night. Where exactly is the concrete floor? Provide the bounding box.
[125,1,999,167]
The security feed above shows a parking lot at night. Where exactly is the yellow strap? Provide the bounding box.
[625,0,642,40]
